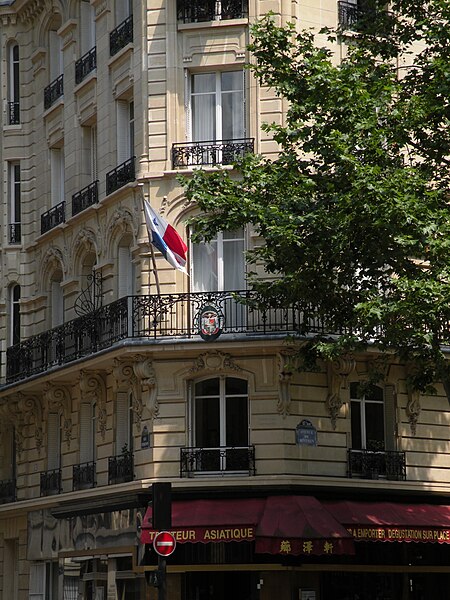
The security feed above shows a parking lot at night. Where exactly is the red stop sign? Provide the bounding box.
[153,531,176,557]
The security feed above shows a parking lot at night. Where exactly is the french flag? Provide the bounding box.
[144,200,188,273]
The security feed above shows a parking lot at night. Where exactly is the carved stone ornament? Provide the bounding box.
[405,364,421,436]
[189,351,242,374]
[113,356,158,425]
[43,383,72,448]
[79,371,107,440]
[326,356,356,430]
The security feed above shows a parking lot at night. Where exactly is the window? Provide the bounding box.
[4,539,19,600]
[116,0,133,24]
[50,147,65,207]
[191,229,245,292]
[29,562,59,600]
[8,162,21,244]
[192,377,249,471]
[0,427,16,482]
[49,29,63,81]
[50,272,64,328]
[350,382,384,451]
[117,241,135,298]
[79,402,96,464]
[116,99,134,165]
[7,43,20,124]
[47,412,61,472]
[190,71,244,143]
[80,0,96,56]
[9,284,20,346]
[116,392,133,454]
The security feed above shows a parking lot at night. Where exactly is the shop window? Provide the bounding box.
[191,229,245,292]
[190,377,249,472]
[7,43,20,124]
[8,162,21,244]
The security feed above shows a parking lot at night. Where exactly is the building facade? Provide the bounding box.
[1,1,450,599]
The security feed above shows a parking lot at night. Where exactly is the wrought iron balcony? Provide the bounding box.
[72,181,99,216]
[110,14,133,56]
[177,0,248,22]
[41,201,66,234]
[8,222,21,244]
[172,139,254,168]
[0,478,16,504]
[5,290,340,384]
[73,461,96,491]
[8,101,20,124]
[180,446,256,477]
[108,452,134,485]
[106,157,135,195]
[75,46,97,84]
[347,449,406,481]
[40,468,62,496]
[44,74,64,110]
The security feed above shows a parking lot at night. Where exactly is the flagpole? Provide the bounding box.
[150,242,161,296]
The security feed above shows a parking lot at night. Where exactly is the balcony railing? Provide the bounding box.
[110,15,133,56]
[177,0,248,22]
[73,461,96,491]
[72,181,99,216]
[0,478,16,504]
[347,449,406,481]
[172,139,254,168]
[8,101,20,124]
[8,222,21,244]
[75,47,97,84]
[41,201,66,234]
[40,468,62,496]
[106,157,135,195]
[108,452,134,485]
[180,446,256,477]
[6,290,343,384]
[44,74,64,110]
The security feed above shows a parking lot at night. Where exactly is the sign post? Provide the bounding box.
[151,483,172,600]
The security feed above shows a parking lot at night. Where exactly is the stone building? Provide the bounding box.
[1,1,450,599]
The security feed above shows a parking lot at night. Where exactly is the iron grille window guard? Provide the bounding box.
[8,223,21,244]
[73,461,96,491]
[40,468,62,496]
[177,0,248,22]
[6,290,345,384]
[75,47,97,85]
[41,200,66,234]
[106,157,135,195]
[108,452,134,484]
[180,446,256,477]
[347,449,406,481]
[72,180,99,216]
[110,15,133,56]
[8,101,20,124]
[44,74,64,110]
[172,139,254,168]
[0,478,16,504]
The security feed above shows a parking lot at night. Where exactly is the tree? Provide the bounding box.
[182,1,450,402]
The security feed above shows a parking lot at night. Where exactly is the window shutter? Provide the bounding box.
[116,392,131,453]
[80,402,93,463]
[29,563,46,600]
[384,384,397,451]
[47,413,61,471]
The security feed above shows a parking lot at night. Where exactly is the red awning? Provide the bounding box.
[141,496,354,556]
[324,500,450,543]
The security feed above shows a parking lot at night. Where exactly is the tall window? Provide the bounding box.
[49,29,63,82]
[80,0,96,56]
[191,229,245,292]
[79,402,96,464]
[116,0,133,24]
[116,99,134,164]
[350,383,385,451]
[190,71,244,143]
[8,162,21,244]
[50,147,65,207]
[116,392,133,455]
[81,125,98,182]
[50,272,64,328]
[29,562,59,600]
[0,427,16,483]
[47,412,61,472]
[117,241,135,298]
[8,43,20,124]
[9,284,21,346]
[192,377,249,471]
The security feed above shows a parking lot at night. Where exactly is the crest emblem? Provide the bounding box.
[197,304,224,341]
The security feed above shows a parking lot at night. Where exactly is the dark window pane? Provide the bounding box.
[195,378,220,397]
[225,377,247,396]
[351,400,362,449]
[195,397,220,447]
[226,396,248,447]
[365,402,385,450]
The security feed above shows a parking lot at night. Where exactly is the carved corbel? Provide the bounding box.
[405,365,421,436]
[17,393,44,455]
[43,383,73,449]
[79,370,107,440]
[326,356,356,430]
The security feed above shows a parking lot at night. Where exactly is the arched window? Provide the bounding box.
[9,284,21,346]
[191,377,249,472]
[7,43,20,124]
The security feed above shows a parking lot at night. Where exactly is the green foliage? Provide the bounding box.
[181,1,450,400]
